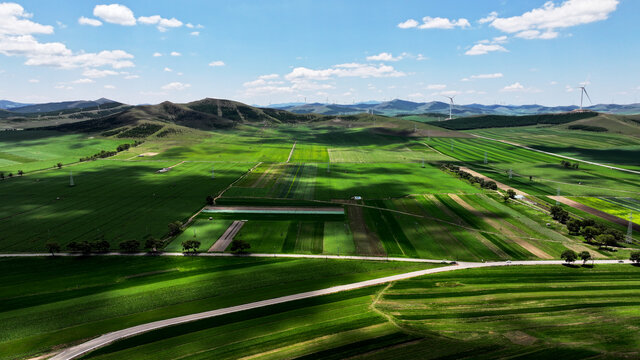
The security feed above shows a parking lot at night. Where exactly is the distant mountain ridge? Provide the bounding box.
[268,99,640,116]
[8,98,120,113]
[0,100,33,110]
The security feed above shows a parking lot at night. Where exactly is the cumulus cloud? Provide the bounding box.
[399,16,470,30]
[490,0,618,39]
[152,52,162,57]
[190,31,199,36]
[0,4,134,69]
[366,52,403,62]
[72,78,94,84]
[170,51,181,56]
[78,17,102,27]
[397,19,419,29]
[161,82,190,90]
[82,68,118,78]
[93,4,136,26]
[163,67,172,72]
[465,43,507,56]
[0,3,54,35]
[285,63,405,81]
[138,15,182,32]
[208,60,225,67]
[478,11,498,24]
[500,82,524,92]
[470,73,504,79]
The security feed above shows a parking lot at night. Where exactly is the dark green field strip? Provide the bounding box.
[0,257,429,360]
[0,151,37,163]
[384,284,640,299]
[294,221,324,254]
[84,288,384,360]
[434,194,532,259]
[362,201,417,257]
[396,301,640,320]
[282,221,299,252]
[294,333,418,360]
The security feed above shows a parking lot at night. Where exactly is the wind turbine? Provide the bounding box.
[578,85,592,110]
[442,95,455,120]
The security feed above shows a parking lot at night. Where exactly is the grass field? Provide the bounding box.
[0,160,248,252]
[569,196,640,226]
[0,130,123,173]
[377,265,640,358]
[164,218,234,251]
[76,265,640,359]
[0,256,431,360]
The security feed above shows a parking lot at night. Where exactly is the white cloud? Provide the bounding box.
[104,84,115,89]
[426,84,446,90]
[501,82,525,92]
[366,52,402,62]
[465,43,507,55]
[28,78,38,83]
[138,15,182,32]
[478,11,498,24]
[170,51,181,56]
[83,68,118,78]
[0,3,54,35]
[470,73,504,79]
[566,85,575,92]
[161,82,190,90]
[397,19,419,29]
[72,78,94,84]
[416,53,428,61]
[93,4,136,26]
[78,17,102,27]
[490,0,618,39]
[285,63,405,81]
[152,52,162,57]
[186,23,194,28]
[550,81,558,85]
[259,74,279,80]
[56,21,67,29]
[208,60,225,67]
[163,67,172,72]
[124,74,139,79]
[190,31,199,36]
[417,16,471,29]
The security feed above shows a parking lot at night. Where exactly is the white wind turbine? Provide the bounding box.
[442,95,456,120]
[578,84,592,110]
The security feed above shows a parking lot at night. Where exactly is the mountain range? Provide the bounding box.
[268,99,640,116]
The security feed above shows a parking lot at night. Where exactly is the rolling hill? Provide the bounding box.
[8,98,121,113]
[0,100,32,110]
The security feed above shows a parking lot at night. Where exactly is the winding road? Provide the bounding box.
[0,252,625,360]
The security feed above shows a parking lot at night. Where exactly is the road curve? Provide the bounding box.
[49,259,633,360]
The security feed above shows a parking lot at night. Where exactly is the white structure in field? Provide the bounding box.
[69,172,74,187]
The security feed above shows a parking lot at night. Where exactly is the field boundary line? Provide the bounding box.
[48,259,633,360]
[213,162,262,203]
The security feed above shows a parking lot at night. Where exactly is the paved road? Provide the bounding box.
[46,258,633,360]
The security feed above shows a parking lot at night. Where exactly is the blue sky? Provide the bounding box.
[0,0,638,106]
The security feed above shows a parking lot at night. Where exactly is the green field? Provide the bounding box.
[0,256,431,360]
[164,218,234,251]
[0,130,124,173]
[0,160,248,252]
[569,196,640,226]
[72,265,640,359]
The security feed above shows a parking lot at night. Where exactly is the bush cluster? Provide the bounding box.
[79,141,142,162]
[441,163,498,190]
[560,160,580,169]
[551,205,625,249]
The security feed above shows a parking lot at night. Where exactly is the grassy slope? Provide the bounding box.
[0,256,431,360]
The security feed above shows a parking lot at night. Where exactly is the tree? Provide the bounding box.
[144,237,163,252]
[507,189,516,199]
[206,195,214,205]
[566,219,581,235]
[561,249,577,264]
[579,251,592,265]
[502,194,511,202]
[230,239,251,254]
[8,172,13,177]
[630,251,640,264]
[17,170,23,176]
[168,221,183,236]
[91,240,110,253]
[0,172,4,180]
[550,205,569,223]
[67,240,91,254]
[595,234,617,249]
[181,239,201,253]
[581,226,600,243]
[57,162,63,169]
[45,242,61,256]
[118,240,140,252]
